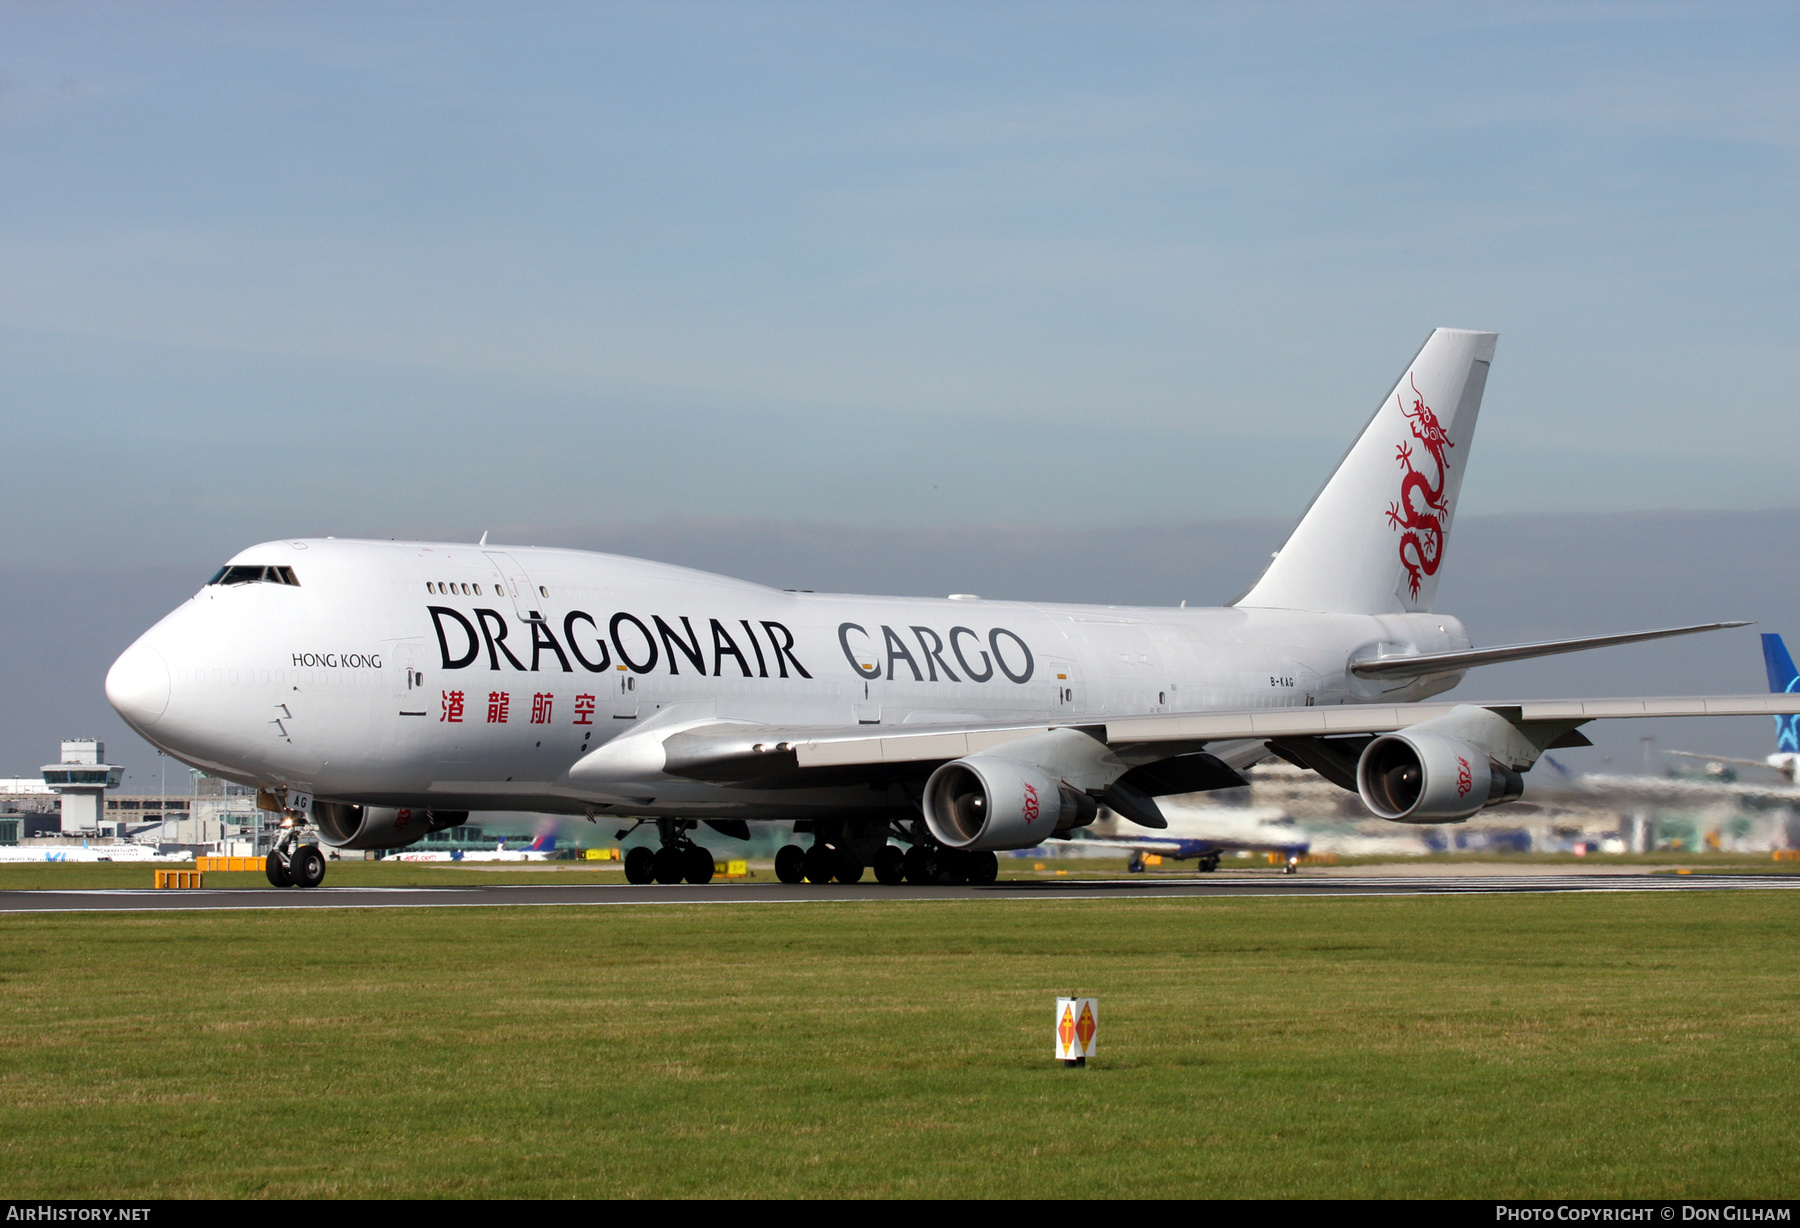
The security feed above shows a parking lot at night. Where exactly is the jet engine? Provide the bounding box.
[1356,731,1524,823]
[312,802,466,850]
[922,757,1097,852]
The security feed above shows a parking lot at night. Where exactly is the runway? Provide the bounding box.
[2,872,1797,913]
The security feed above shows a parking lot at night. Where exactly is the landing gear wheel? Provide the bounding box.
[624,846,656,885]
[873,845,906,886]
[902,846,930,885]
[1201,853,1221,873]
[289,845,326,889]
[774,844,807,885]
[803,843,836,884]
[265,851,292,887]
[685,845,715,885]
[652,846,686,885]
[966,850,999,886]
[939,852,968,886]
[834,850,864,884]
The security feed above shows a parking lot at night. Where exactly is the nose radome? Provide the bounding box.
[106,639,171,728]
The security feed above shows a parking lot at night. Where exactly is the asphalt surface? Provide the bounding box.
[2,872,1797,913]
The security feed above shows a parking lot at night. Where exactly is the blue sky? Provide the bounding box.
[1,2,1795,567]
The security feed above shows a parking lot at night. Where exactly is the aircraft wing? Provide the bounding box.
[1346,622,1748,680]
[1533,772,1800,805]
[794,694,1800,767]
[634,692,1800,784]
[1662,749,1785,773]
[1069,833,1311,859]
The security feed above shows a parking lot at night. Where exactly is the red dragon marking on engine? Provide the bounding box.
[1022,781,1040,823]
[1385,373,1455,601]
[1455,756,1473,798]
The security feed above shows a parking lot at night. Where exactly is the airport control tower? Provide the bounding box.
[42,739,123,833]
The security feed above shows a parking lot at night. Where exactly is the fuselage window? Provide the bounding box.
[539,586,548,598]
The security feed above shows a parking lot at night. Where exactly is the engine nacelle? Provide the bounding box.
[1357,731,1524,823]
[922,757,1097,852]
[313,802,466,850]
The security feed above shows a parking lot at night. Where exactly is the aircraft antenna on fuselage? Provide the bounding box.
[478,530,488,546]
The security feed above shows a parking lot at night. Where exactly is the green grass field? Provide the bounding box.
[0,888,1796,1198]
[0,849,1794,892]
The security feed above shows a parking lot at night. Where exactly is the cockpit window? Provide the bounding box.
[208,565,300,587]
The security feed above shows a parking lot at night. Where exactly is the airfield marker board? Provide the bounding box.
[1055,997,1097,1066]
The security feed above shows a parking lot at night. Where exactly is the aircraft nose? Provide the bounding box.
[106,638,171,729]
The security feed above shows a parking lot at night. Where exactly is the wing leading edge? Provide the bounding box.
[623,692,1800,784]
[1348,621,1749,679]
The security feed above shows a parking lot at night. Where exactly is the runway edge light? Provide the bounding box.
[1055,997,1098,1067]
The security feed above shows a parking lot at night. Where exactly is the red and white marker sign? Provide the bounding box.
[1054,997,1098,1062]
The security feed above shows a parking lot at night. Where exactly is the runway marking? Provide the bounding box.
[0,874,1796,914]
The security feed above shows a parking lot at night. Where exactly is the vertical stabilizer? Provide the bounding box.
[1237,328,1497,615]
[1763,634,1798,755]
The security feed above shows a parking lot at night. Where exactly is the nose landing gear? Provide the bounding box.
[265,815,326,889]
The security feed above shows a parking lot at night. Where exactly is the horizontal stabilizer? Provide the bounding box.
[1349,621,1749,680]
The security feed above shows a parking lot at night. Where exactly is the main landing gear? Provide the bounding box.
[773,842,866,884]
[265,818,326,889]
[772,839,997,887]
[622,820,716,886]
[900,845,998,886]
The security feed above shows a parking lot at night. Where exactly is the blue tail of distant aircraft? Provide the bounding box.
[527,831,556,852]
[1763,633,1798,755]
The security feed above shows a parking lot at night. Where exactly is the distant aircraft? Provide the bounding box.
[1076,803,1311,873]
[105,328,1800,890]
[393,828,558,863]
[1664,633,1799,785]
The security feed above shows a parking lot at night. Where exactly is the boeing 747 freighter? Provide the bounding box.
[104,329,1800,889]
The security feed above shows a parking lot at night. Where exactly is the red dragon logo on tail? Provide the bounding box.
[1385,373,1455,601]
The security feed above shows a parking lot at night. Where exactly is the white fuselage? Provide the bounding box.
[106,538,1470,822]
